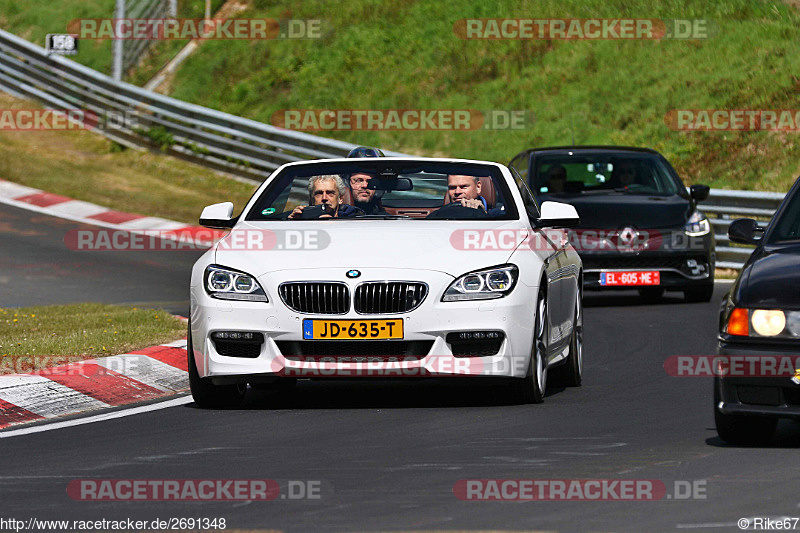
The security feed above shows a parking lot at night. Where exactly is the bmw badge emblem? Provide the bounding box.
[346,269,361,279]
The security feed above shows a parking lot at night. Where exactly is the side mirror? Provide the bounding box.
[690,184,710,202]
[534,201,580,228]
[728,218,763,245]
[200,202,235,229]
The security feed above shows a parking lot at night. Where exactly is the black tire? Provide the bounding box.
[684,283,714,303]
[713,378,777,444]
[552,293,583,387]
[187,323,246,409]
[638,287,664,301]
[510,290,548,404]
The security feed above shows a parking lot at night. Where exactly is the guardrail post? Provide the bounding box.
[112,0,125,81]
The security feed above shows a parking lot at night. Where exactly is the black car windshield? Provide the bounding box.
[769,184,800,243]
[245,160,516,221]
[532,154,683,196]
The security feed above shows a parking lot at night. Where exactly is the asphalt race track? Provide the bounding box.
[3,205,800,532]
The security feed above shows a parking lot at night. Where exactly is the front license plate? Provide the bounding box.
[600,271,660,286]
[302,319,404,340]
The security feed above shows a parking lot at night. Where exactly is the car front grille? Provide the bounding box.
[279,282,350,314]
[277,340,434,360]
[354,282,428,314]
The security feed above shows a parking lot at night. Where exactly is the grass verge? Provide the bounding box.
[159,0,800,192]
[0,303,186,374]
[0,93,257,223]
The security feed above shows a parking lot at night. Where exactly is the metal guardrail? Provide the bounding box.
[702,189,785,269]
[0,28,789,270]
[0,28,407,183]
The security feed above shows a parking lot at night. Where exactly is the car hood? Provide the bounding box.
[541,193,690,229]
[213,220,528,277]
[736,245,800,309]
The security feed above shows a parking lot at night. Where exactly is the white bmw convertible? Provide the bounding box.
[189,156,583,407]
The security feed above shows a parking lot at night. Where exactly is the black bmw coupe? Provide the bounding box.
[510,146,715,301]
[715,175,800,444]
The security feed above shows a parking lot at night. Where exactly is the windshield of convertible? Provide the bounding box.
[532,154,683,197]
[246,161,517,221]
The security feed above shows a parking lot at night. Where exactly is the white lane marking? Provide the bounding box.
[0,375,108,417]
[715,279,735,284]
[0,395,193,438]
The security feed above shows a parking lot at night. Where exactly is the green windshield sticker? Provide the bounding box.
[262,208,276,215]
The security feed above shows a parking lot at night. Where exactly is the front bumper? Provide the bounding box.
[190,269,537,383]
[576,228,714,290]
[716,341,800,419]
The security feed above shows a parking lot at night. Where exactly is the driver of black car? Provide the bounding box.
[609,160,640,188]
[289,175,364,219]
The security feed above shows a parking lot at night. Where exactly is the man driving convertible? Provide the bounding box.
[441,174,504,217]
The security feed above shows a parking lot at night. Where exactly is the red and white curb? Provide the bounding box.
[0,178,225,246]
[0,340,189,430]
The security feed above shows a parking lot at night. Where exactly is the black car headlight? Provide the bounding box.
[725,307,800,339]
[684,210,710,236]
[442,265,518,302]
[204,265,268,302]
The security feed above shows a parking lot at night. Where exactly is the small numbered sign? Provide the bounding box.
[46,34,78,55]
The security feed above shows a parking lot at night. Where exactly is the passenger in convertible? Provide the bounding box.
[349,172,388,215]
[289,175,364,219]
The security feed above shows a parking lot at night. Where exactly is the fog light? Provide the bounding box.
[446,331,505,357]
[211,331,263,341]
[451,331,503,341]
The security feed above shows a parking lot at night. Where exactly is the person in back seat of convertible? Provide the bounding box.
[349,172,388,215]
[289,175,364,219]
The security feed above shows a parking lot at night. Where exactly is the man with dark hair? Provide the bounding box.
[349,172,388,215]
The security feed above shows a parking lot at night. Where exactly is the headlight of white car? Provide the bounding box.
[204,265,268,302]
[442,265,518,301]
[684,210,710,236]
